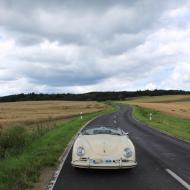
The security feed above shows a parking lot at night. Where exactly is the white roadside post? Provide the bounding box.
[80,112,83,119]
[149,113,152,121]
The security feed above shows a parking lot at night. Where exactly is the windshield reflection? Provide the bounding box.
[82,126,124,136]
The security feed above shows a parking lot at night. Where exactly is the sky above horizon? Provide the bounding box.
[0,0,190,96]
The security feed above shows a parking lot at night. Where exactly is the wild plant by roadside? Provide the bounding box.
[0,120,56,159]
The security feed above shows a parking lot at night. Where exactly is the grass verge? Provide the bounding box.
[132,106,190,141]
[0,106,115,190]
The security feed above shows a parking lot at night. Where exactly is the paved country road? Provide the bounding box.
[53,105,190,190]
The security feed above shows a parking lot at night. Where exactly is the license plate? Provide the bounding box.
[105,160,112,163]
[93,159,103,164]
[92,159,113,164]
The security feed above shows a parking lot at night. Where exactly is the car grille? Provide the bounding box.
[79,157,88,162]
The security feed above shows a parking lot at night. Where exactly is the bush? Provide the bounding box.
[0,126,27,159]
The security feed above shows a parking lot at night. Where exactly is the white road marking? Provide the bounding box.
[166,169,190,190]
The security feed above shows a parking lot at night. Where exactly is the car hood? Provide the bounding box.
[78,134,131,156]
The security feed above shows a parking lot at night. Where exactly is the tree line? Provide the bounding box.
[0,90,189,102]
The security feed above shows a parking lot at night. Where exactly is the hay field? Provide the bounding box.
[0,101,107,127]
[123,95,190,119]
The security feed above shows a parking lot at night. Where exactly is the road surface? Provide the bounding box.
[53,105,190,190]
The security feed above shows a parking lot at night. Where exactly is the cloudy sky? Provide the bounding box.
[0,0,190,96]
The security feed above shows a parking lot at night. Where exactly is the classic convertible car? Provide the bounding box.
[71,125,137,169]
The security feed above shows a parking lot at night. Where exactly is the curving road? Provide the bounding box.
[53,105,190,190]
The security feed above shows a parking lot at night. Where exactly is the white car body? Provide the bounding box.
[71,126,137,169]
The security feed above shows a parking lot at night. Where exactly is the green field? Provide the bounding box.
[0,106,114,190]
[132,105,190,141]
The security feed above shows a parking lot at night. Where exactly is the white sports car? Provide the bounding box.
[71,125,137,169]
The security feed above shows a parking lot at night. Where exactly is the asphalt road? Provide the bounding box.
[53,105,190,190]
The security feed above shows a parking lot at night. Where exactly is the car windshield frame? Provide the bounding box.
[81,126,125,136]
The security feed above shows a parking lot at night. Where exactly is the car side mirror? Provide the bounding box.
[124,132,129,136]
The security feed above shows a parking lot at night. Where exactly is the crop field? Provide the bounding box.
[0,101,107,128]
[122,95,190,119]
[120,95,190,141]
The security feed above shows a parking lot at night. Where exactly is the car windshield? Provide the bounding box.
[82,126,124,136]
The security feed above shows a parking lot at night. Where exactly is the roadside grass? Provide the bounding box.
[0,106,115,190]
[132,106,190,141]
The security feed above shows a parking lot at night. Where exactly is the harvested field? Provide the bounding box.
[123,95,190,119]
[125,95,190,103]
[131,102,190,119]
[0,101,107,127]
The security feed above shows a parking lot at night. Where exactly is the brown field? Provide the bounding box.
[0,101,107,128]
[123,95,190,119]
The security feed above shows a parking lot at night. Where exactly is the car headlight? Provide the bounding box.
[123,148,132,158]
[77,146,85,157]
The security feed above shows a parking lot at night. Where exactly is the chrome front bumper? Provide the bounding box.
[71,158,137,169]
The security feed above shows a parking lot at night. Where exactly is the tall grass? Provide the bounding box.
[0,117,58,159]
[0,126,27,159]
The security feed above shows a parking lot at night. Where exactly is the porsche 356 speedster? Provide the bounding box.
[71,125,137,169]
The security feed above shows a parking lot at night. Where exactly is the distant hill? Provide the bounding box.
[0,90,190,102]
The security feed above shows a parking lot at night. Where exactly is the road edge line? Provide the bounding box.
[46,117,98,190]
[166,169,190,190]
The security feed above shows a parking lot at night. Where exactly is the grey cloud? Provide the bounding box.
[29,70,107,87]
[17,61,109,87]
[0,0,183,47]
[1,0,137,11]
[100,32,147,55]
[16,34,43,46]
[0,0,189,95]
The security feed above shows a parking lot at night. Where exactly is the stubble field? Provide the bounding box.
[0,101,107,128]
[123,95,190,119]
